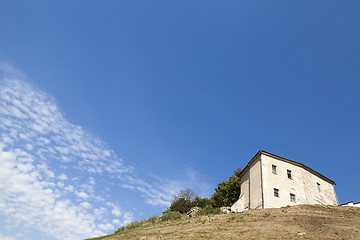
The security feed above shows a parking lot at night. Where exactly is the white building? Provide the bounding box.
[339,201,360,207]
[231,150,338,212]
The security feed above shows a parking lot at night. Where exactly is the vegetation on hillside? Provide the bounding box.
[86,168,360,240]
[87,205,360,240]
[169,189,197,213]
[89,168,242,239]
[169,168,242,213]
[103,168,242,237]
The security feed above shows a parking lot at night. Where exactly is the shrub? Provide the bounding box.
[148,215,159,224]
[115,219,146,233]
[161,210,184,221]
[194,196,211,208]
[114,216,159,233]
[170,197,196,214]
[170,189,197,214]
[196,205,221,216]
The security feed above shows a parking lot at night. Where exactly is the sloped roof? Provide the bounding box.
[239,150,335,185]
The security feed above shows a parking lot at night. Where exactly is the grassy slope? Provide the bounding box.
[87,205,360,240]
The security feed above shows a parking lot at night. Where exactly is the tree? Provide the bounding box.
[234,167,242,177]
[210,168,242,207]
[169,189,197,214]
[172,189,197,202]
[194,196,211,208]
[169,197,196,214]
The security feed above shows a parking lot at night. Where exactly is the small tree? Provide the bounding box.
[173,189,197,202]
[194,196,211,208]
[169,189,197,214]
[210,168,242,207]
[169,198,195,214]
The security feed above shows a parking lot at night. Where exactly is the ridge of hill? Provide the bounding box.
[87,205,360,240]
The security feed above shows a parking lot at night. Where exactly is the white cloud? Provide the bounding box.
[112,219,121,225]
[98,223,114,232]
[112,207,121,217]
[121,211,133,226]
[88,177,95,185]
[25,143,33,151]
[0,232,16,240]
[64,185,74,192]
[80,202,92,209]
[58,174,68,181]
[0,146,105,240]
[94,207,107,219]
[75,191,89,200]
[0,65,211,240]
[37,164,55,179]
[107,203,122,217]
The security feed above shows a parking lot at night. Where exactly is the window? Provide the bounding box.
[317,182,321,192]
[290,193,296,202]
[274,188,279,197]
[287,170,292,179]
[272,165,277,174]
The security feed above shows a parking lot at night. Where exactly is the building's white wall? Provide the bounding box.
[301,169,337,205]
[231,152,337,212]
[261,154,337,208]
[341,202,360,207]
[231,155,262,212]
[249,155,262,209]
[241,170,250,209]
[262,154,305,208]
[231,167,250,212]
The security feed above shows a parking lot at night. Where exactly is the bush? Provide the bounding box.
[170,189,198,214]
[160,210,184,221]
[148,215,159,224]
[115,219,145,233]
[194,196,211,208]
[114,216,160,233]
[114,211,184,234]
[170,197,196,214]
[196,205,221,216]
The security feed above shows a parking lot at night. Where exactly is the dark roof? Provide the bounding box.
[239,150,336,185]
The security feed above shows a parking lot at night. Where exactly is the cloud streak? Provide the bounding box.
[0,64,211,240]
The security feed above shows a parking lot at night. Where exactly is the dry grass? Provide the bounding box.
[88,205,360,240]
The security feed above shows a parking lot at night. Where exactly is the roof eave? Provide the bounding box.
[238,150,336,185]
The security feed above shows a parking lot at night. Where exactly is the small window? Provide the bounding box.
[274,188,279,197]
[287,170,292,179]
[272,165,277,174]
[317,183,321,192]
[290,193,296,202]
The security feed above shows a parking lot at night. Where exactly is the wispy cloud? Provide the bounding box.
[0,64,211,240]
[0,232,16,240]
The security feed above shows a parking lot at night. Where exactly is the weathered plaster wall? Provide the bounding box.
[231,155,262,212]
[241,170,250,209]
[261,154,337,208]
[231,151,337,212]
[301,168,337,205]
[262,154,307,208]
[249,155,262,209]
[231,166,250,212]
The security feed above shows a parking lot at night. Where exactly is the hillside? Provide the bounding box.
[88,205,360,240]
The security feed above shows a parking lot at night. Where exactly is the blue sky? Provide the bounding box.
[0,1,360,239]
